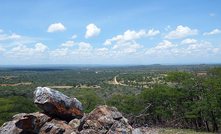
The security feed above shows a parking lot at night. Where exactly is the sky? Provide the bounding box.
[0,0,221,65]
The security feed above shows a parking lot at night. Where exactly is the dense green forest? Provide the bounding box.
[0,64,220,132]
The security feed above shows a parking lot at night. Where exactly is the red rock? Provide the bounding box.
[15,112,51,133]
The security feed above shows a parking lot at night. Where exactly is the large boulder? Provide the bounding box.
[34,87,84,120]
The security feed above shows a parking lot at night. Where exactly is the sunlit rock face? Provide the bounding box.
[34,87,84,120]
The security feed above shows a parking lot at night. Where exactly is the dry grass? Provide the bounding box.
[47,86,73,89]
[158,128,214,134]
[0,82,31,86]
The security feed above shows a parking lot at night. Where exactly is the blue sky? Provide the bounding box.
[0,0,221,65]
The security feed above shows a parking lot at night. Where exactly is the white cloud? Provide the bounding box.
[35,43,49,52]
[123,29,146,40]
[0,33,21,40]
[145,40,178,55]
[146,29,160,36]
[5,43,49,59]
[50,48,69,57]
[165,25,172,31]
[78,42,93,50]
[103,29,159,45]
[203,29,221,36]
[8,33,21,39]
[164,25,198,39]
[104,35,123,45]
[171,41,220,56]
[85,23,100,39]
[0,46,6,51]
[187,41,212,51]
[112,41,142,51]
[145,40,221,63]
[0,34,7,40]
[0,29,3,33]
[47,23,66,33]
[61,41,76,47]
[60,41,92,51]
[96,48,108,51]
[71,35,77,39]
[181,39,197,44]
[156,40,178,49]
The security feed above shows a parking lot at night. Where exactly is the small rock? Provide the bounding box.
[39,119,73,134]
[106,119,133,134]
[68,118,81,129]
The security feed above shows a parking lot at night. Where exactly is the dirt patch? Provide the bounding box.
[47,86,73,89]
[0,82,32,86]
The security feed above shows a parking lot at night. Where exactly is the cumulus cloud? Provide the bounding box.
[35,43,49,52]
[78,42,93,50]
[104,35,123,45]
[146,29,160,36]
[71,35,77,39]
[0,33,21,40]
[8,33,21,39]
[172,41,220,56]
[165,25,172,31]
[112,41,143,53]
[47,23,66,33]
[181,38,197,44]
[5,43,49,58]
[103,29,160,55]
[203,29,221,36]
[0,29,3,33]
[61,41,76,47]
[50,48,69,57]
[103,29,159,45]
[85,23,100,39]
[156,40,178,49]
[146,40,178,55]
[60,41,92,51]
[96,48,108,51]
[164,25,198,39]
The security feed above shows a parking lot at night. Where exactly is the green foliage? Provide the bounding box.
[71,89,104,113]
[0,65,221,132]
[166,72,193,84]
[107,95,143,115]
[0,96,40,126]
[107,68,221,132]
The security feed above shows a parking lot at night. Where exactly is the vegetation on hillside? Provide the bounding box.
[0,64,220,133]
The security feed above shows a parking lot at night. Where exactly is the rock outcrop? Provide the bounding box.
[0,87,153,134]
[34,87,84,120]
